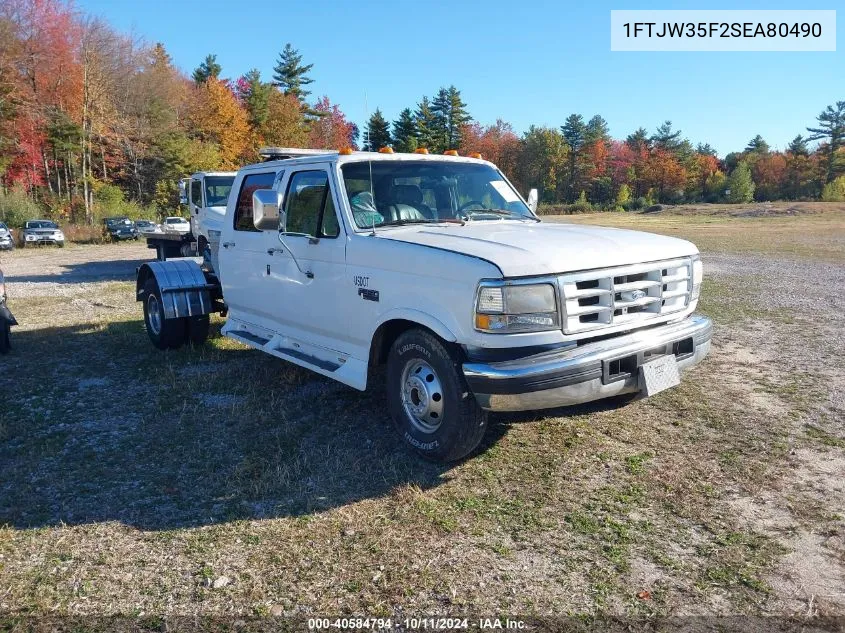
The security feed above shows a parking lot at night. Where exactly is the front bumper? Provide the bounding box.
[25,235,63,244]
[463,314,712,412]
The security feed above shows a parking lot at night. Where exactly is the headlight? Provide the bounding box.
[691,254,703,301]
[475,282,559,333]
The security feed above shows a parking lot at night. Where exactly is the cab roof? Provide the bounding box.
[240,150,496,174]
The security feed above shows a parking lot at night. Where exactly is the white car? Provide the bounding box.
[162,216,190,234]
[136,149,711,462]
[22,220,64,247]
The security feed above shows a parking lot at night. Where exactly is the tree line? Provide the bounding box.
[0,0,844,228]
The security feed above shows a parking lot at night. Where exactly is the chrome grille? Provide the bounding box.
[559,258,692,334]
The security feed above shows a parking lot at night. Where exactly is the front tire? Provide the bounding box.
[387,328,488,462]
[143,279,186,350]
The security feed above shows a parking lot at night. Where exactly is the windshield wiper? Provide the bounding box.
[379,217,465,227]
[464,208,537,221]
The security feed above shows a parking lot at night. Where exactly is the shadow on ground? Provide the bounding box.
[0,320,634,532]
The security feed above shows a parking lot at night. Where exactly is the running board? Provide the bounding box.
[226,330,343,373]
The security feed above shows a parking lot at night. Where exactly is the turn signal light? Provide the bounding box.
[443,149,459,156]
[338,147,354,155]
[378,147,394,154]
[414,148,429,154]
[475,314,491,330]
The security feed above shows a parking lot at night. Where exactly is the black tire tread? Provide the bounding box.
[387,328,487,463]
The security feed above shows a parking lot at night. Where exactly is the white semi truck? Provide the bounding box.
[143,171,237,260]
[136,148,711,462]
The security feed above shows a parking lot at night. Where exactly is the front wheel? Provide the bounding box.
[387,328,488,462]
[142,278,186,350]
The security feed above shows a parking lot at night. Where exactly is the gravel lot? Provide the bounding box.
[0,211,843,625]
[1,241,152,298]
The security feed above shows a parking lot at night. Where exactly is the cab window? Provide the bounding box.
[234,171,277,232]
[284,171,339,238]
[190,180,203,207]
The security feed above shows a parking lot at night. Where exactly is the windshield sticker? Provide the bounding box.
[490,180,519,203]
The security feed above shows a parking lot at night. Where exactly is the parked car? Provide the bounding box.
[103,217,139,241]
[136,147,711,463]
[22,220,64,247]
[162,216,191,234]
[0,267,15,354]
[134,219,159,233]
[0,222,14,250]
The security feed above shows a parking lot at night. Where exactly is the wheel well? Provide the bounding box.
[369,319,459,367]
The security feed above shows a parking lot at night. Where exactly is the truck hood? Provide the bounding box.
[379,221,698,277]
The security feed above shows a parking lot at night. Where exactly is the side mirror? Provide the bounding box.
[527,188,538,213]
[252,189,283,231]
[178,180,188,205]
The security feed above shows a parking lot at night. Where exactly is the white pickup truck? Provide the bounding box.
[136,148,711,462]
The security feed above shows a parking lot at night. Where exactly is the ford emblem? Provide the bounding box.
[620,289,647,301]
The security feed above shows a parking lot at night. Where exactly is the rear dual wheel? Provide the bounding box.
[142,278,209,350]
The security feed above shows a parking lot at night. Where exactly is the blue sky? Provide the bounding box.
[75,0,842,156]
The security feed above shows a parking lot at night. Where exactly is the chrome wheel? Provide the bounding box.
[147,293,162,336]
[401,359,444,433]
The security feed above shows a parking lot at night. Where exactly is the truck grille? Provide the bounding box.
[559,258,692,334]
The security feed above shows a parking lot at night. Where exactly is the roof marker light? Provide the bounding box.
[444,149,459,156]
[378,147,394,154]
[468,152,483,159]
[414,148,429,154]
[338,147,354,155]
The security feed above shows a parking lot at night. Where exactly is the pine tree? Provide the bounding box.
[651,121,682,153]
[415,96,437,151]
[430,88,451,152]
[725,161,755,203]
[744,134,769,154]
[272,43,314,102]
[696,142,717,156]
[363,109,391,151]
[560,114,586,202]
[584,115,610,145]
[192,54,221,84]
[392,108,418,153]
[807,101,845,182]
[787,135,809,156]
[626,127,650,151]
[429,86,471,151]
[238,69,272,129]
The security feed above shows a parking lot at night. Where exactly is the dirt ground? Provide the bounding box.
[0,206,843,630]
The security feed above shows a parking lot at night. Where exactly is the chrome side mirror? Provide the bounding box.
[252,189,283,231]
[178,179,188,205]
[527,188,538,213]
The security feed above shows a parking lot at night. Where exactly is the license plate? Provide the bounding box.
[639,355,680,397]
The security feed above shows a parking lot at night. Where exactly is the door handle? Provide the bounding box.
[222,241,235,249]
[267,247,284,255]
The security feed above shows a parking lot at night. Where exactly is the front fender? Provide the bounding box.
[373,308,457,342]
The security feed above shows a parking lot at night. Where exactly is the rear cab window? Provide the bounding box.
[234,171,278,232]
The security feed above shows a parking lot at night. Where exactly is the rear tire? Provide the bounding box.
[142,278,186,350]
[387,328,488,463]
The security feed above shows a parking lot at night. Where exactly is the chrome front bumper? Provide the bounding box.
[463,315,712,412]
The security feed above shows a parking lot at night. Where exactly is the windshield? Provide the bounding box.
[106,218,131,226]
[205,176,234,206]
[0,223,7,230]
[340,160,533,229]
[27,221,58,229]
[166,218,187,224]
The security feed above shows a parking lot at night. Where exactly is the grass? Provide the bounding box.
[0,202,843,621]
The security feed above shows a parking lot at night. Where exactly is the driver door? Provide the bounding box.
[266,167,351,354]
